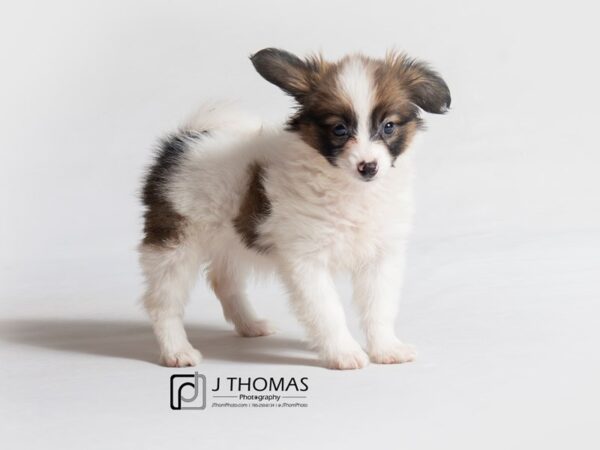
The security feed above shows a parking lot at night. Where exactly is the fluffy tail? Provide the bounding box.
[180,101,262,135]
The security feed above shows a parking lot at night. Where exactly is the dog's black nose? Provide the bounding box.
[357,161,378,180]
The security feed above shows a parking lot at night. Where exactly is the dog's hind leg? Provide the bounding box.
[139,240,202,367]
[208,258,275,337]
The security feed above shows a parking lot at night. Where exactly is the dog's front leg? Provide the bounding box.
[352,252,416,364]
[280,259,368,370]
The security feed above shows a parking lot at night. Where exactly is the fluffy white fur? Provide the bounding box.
[140,62,419,370]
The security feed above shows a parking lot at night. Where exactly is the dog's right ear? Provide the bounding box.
[251,48,319,101]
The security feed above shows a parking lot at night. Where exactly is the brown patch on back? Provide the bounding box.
[233,163,271,252]
[142,202,186,247]
[141,133,192,247]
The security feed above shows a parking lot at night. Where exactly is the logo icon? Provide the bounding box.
[170,372,206,410]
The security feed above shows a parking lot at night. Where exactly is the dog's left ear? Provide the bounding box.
[395,56,451,114]
[250,48,321,101]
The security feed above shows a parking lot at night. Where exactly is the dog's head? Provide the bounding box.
[251,48,450,182]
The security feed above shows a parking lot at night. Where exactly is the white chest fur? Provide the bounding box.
[258,140,415,269]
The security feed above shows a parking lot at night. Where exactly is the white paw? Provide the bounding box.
[161,347,202,367]
[324,344,369,370]
[369,341,417,364]
[235,319,276,337]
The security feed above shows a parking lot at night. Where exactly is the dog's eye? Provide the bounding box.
[332,123,349,137]
[383,121,395,135]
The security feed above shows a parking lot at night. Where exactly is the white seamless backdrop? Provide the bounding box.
[1,1,599,449]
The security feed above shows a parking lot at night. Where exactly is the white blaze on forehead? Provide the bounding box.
[336,58,375,143]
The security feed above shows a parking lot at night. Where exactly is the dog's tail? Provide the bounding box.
[180,100,262,136]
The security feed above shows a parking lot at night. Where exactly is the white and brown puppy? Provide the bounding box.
[139,48,450,369]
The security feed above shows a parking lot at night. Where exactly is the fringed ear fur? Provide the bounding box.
[250,48,325,101]
[386,52,451,114]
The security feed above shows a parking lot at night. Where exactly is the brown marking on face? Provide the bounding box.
[372,61,417,123]
[378,51,451,114]
[251,48,450,164]
[252,49,366,163]
[286,59,361,164]
[370,51,453,158]
[233,163,272,252]
[290,54,425,162]
[370,60,423,159]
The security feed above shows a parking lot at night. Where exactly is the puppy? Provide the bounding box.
[139,48,450,369]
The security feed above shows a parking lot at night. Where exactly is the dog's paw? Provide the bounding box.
[325,345,369,370]
[235,319,276,337]
[369,341,416,364]
[161,347,202,367]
